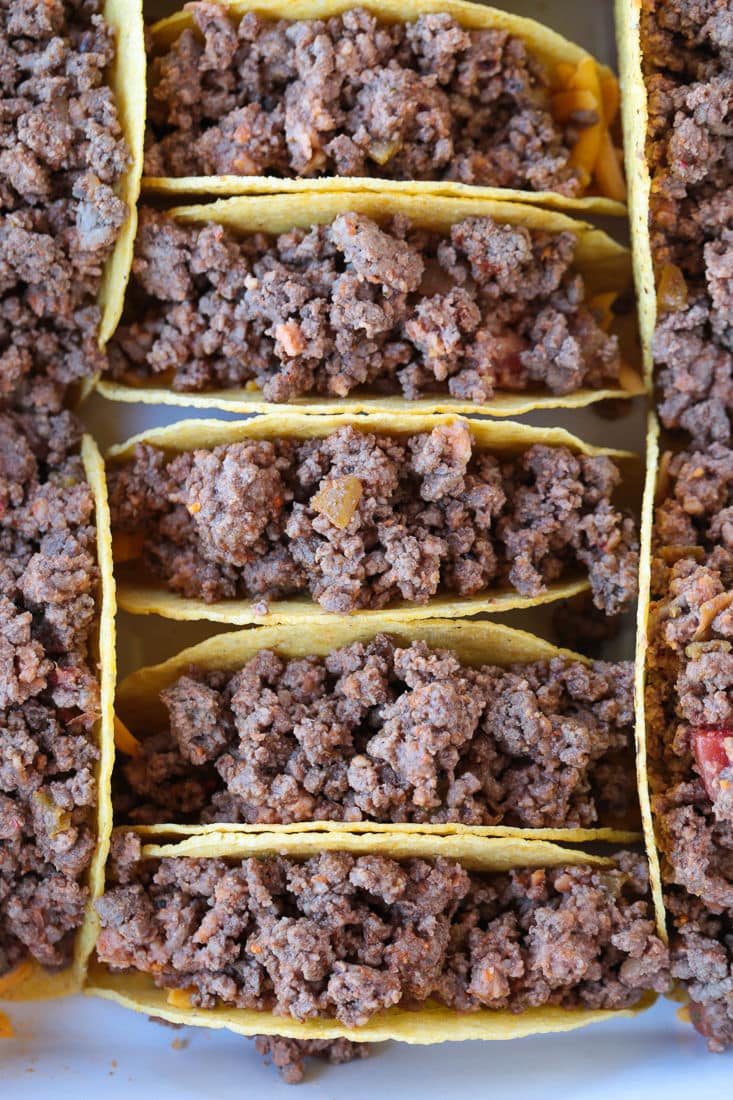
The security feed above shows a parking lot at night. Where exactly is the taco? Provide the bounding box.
[0,0,145,414]
[97,191,644,417]
[143,0,626,214]
[86,829,668,1042]
[112,617,642,842]
[0,421,116,1005]
[616,0,733,440]
[105,412,641,626]
[637,411,733,1050]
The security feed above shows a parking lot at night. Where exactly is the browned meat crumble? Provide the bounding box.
[642,0,733,444]
[667,888,733,1054]
[0,0,130,416]
[253,1035,371,1084]
[106,208,622,403]
[96,835,669,1027]
[145,3,588,196]
[107,421,639,615]
[648,444,733,912]
[114,635,636,832]
[0,410,100,978]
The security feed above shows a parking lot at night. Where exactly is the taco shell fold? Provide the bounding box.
[634,414,667,941]
[86,830,656,1042]
[114,616,642,843]
[144,0,626,214]
[614,0,655,385]
[106,412,640,626]
[1,438,117,1002]
[97,191,645,416]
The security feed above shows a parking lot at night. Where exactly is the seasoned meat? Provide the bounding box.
[106,209,622,403]
[145,4,588,196]
[115,636,636,832]
[96,843,669,1026]
[107,423,639,615]
[0,411,100,977]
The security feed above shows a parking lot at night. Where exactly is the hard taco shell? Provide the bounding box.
[106,412,640,626]
[1,438,117,1002]
[144,0,626,215]
[97,191,644,416]
[86,830,656,1042]
[114,616,642,844]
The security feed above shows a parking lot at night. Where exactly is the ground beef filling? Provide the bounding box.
[145,4,588,196]
[641,0,733,445]
[115,636,636,831]
[648,444,733,912]
[107,422,639,616]
[0,411,101,977]
[253,1035,371,1085]
[106,209,622,403]
[667,888,733,1053]
[0,0,129,415]
[96,837,669,1027]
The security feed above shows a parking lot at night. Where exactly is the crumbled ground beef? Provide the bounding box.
[0,0,129,415]
[96,837,669,1026]
[107,421,639,616]
[647,444,733,910]
[0,410,100,978]
[667,888,733,1053]
[145,4,588,197]
[114,635,635,831]
[641,0,733,444]
[106,208,622,403]
[253,1035,371,1084]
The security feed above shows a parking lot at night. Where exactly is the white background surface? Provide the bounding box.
[3,0,731,1093]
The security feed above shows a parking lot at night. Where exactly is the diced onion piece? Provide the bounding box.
[593,129,626,202]
[657,263,688,312]
[368,140,402,165]
[311,477,363,530]
[112,530,145,562]
[114,715,142,757]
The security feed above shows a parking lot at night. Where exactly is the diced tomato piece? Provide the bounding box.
[692,728,733,801]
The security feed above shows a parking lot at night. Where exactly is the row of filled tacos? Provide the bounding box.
[70,0,652,418]
[1,0,683,1064]
[620,0,733,1054]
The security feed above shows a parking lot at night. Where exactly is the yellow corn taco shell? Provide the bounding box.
[633,413,666,940]
[106,412,640,626]
[75,0,146,405]
[97,191,645,416]
[114,616,642,844]
[144,0,626,215]
[86,830,656,1041]
[1,437,117,1002]
[615,0,655,386]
